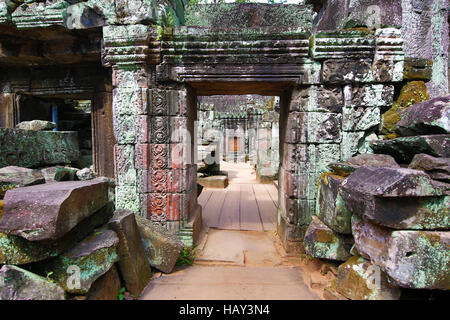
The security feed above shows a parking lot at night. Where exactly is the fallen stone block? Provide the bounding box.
[336,255,401,300]
[40,166,79,182]
[0,128,80,168]
[0,202,114,265]
[135,215,184,273]
[340,167,449,230]
[0,178,110,241]
[409,153,450,183]
[15,120,56,131]
[35,229,119,294]
[197,175,228,188]
[87,265,121,300]
[304,216,353,261]
[396,95,450,136]
[108,210,152,297]
[0,166,45,197]
[315,173,352,234]
[0,265,65,300]
[329,153,399,176]
[352,215,450,290]
[371,134,450,164]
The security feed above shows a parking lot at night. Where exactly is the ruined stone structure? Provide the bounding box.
[0,0,448,300]
[0,1,409,248]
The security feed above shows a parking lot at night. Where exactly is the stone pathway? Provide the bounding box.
[140,163,322,300]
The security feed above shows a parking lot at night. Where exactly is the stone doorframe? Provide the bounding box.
[102,25,404,250]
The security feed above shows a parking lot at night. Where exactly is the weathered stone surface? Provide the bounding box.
[304,216,353,261]
[76,167,97,180]
[0,128,80,168]
[0,178,109,241]
[380,81,430,137]
[197,175,228,189]
[0,202,114,265]
[37,229,119,294]
[322,59,372,84]
[396,95,450,136]
[313,0,402,31]
[40,166,79,183]
[315,173,352,234]
[402,0,449,98]
[87,264,121,300]
[185,3,314,29]
[331,152,397,177]
[108,209,152,296]
[340,167,449,230]
[0,166,45,194]
[409,153,450,183]
[371,135,450,163]
[15,120,56,131]
[346,153,399,168]
[0,265,65,300]
[336,255,401,300]
[403,57,433,81]
[135,215,184,273]
[352,215,450,290]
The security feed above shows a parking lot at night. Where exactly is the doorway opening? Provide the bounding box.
[14,95,94,169]
[196,94,280,232]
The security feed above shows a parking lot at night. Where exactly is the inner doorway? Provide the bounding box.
[196,94,280,232]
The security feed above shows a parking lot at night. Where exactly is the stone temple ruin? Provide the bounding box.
[0,0,448,300]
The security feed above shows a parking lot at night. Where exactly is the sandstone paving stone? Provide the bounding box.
[87,264,121,300]
[351,215,450,290]
[336,255,401,300]
[108,209,152,296]
[0,128,80,168]
[340,167,450,230]
[315,173,352,234]
[0,202,114,265]
[0,265,66,300]
[135,215,184,273]
[15,120,56,131]
[35,229,119,294]
[0,178,109,241]
[396,95,450,136]
[371,134,450,163]
[304,216,353,261]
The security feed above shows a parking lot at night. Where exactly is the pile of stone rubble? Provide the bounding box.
[0,176,183,300]
[304,94,449,299]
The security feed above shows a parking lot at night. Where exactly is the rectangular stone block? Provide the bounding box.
[343,106,381,132]
[322,59,373,84]
[113,87,146,115]
[349,84,394,107]
[0,179,109,241]
[285,112,342,144]
[108,209,152,297]
[282,143,316,172]
[114,144,137,186]
[135,144,151,170]
[137,115,150,143]
[151,116,170,144]
[113,113,137,144]
[149,89,188,116]
[115,185,140,213]
[289,86,343,113]
[341,131,365,161]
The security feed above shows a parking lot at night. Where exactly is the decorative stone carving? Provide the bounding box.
[12,1,69,29]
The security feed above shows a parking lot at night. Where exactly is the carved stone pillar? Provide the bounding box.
[103,24,153,216]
